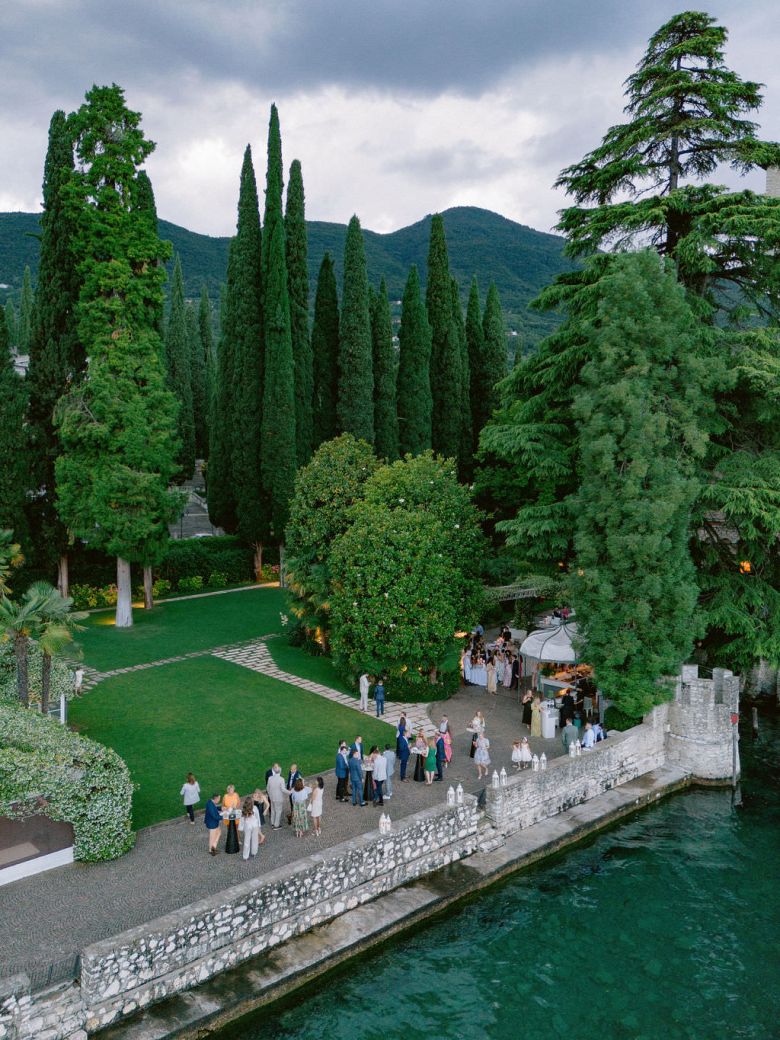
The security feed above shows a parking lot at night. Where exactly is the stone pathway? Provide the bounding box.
[213,641,437,736]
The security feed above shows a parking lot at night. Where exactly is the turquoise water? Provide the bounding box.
[224,716,780,1040]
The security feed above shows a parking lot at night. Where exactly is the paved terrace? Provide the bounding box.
[0,681,565,983]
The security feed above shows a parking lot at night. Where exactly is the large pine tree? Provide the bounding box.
[426,214,460,459]
[0,309,29,544]
[371,277,399,461]
[26,109,82,590]
[337,215,374,442]
[260,105,297,547]
[396,265,432,457]
[311,252,340,448]
[55,84,182,628]
[285,158,314,467]
[164,254,196,478]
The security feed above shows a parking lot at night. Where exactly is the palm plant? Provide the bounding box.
[0,585,49,706]
[26,582,87,714]
[0,529,23,599]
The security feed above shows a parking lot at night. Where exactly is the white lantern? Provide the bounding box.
[384,814,391,833]
[569,742,577,757]
[447,785,456,806]
[540,753,547,771]
[492,769,500,788]
[379,812,387,833]
[456,783,464,805]
[576,739,582,757]
[500,767,507,787]
[532,754,540,772]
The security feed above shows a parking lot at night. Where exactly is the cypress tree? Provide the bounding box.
[197,286,214,457]
[285,158,314,466]
[186,301,207,458]
[56,84,181,628]
[26,109,82,588]
[396,265,432,457]
[371,277,399,461]
[337,215,374,442]
[164,255,196,478]
[208,238,239,531]
[426,214,460,458]
[134,170,165,336]
[260,105,296,545]
[230,146,265,560]
[18,266,34,358]
[451,277,472,478]
[0,309,29,543]
[311,253,340,447]
[471,280,507,446]
[465,276,485,452]
[4,301,17,350]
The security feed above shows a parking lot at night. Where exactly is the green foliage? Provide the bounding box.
[55,85,182,588]
[451,277,472,479]
[197,286,215,456]
[4,301,17,348]
[207,570,227,589]
[427,214,461,459]
[371,277,399,461]
[0,310,29,546]
[0,640,73,708]
[70,583,118,609]
[164,255,196,476]
[603,705,643,732]
[159,534,261,586]
[187,297,208,460]
[177,575,204,594]
[338,215,374,442]
[208,236,239,530]
[465,276,486,454]
[285,434,379,636]
[18,265,34,356]
[286,158,314,466]
[396,265,432,457]
[478,282,507,422]
[311,253,340,448]
[0,700,134,861]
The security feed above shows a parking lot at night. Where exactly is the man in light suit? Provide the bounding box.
[383,744,396,798]
[359,672,371,711]
[266,765,286,829]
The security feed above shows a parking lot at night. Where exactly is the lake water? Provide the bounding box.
[220,714,780,1040]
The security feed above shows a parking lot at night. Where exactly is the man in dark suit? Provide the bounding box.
[435,733,446,781]
[335,743,349,801]
[559,689,576,728]
[398,732,411,781]
[511,654,521,691]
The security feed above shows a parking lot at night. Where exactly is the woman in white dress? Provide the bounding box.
[474,732,491,779]
[238,796,261,860]
[308,776,324,835]
[486,656,497,695]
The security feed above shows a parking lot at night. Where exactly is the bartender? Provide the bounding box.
[559,687,576,728]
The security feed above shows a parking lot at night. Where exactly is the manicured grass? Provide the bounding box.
[78,587,288,671]
[69,656,394,829]
[265,637,354,696]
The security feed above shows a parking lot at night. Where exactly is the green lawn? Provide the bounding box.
[79,587,288,671]
[265,637,354,696]
[69,656,394,829]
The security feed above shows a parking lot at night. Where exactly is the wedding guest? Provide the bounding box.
[503,654,514,689]
[424,738,437,785]
[286,763,302,826]
[474,732,491,780]
[372,745,387,805]
[522,690,534,728]
[180,772,200,824]
[222,784,240,812]
[251,788,269,827]
[309,777,324,834]
[487,656,497,695]
[559,689,576,728]
[266,765,286,829]
[519,736,533,767]
[335,741,350,801]
[398,731,411,782]
[349,749,366,805]
[562,717,578,753]
[359,671,371,711]
[383,743,396,798]
[443,728,453,764]
[291,777,311,836]
[435,731,446,781]
[414,730,427,752]
[374,677,386,717]
[239,795,261,859]
[531,696,542,738]
[205,793,222,856]
[581,722,596,749]
[511,739,523,770]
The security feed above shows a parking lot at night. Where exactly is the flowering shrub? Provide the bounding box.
[207,570,228,589]
[257,564,280,583]
[178,575,204,594]
[0,642,75,706]
[70,583,118,609]
[152,577,173,598]
[0,701,134,861]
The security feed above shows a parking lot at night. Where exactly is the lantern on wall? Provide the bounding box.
[739,560,752,574]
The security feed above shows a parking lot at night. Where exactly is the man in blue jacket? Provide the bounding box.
[204,793,222,856]
[435,732,446,781]
[335,742,349,801]
[398,732,411,782]
[348,749,366,806]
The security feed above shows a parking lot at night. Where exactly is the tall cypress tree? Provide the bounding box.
[164,255,196,478]
[465,276,485,452]
[4,301,17,350]
[260,105,296,546]
[0,309,29,544]
[26,109,82,588]
[186,301,207,458]
[451,277,472,478]
[18,266,34,358]
[230,146,265,560]
[426,214,460,458]
[371,277,399,461]
[134,170,165,337]
[196,286,214,457]
[208,238,239,531]
[337,215,374,442]
[285,158,314,466]
[471,280,506,447]
[396,265,432,457]
[311,252,340,448]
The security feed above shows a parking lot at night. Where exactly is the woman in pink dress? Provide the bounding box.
[443,729,453,763]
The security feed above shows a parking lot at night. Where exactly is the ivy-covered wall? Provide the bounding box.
[0,702,134,862]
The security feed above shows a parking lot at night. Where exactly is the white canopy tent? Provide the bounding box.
[519,623,579,665]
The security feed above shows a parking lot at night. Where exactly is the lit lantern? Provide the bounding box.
[532,754,540,772]
[575,740,582,757]
[492,770,500,788]
[540,753,547,771]
[500,767,507,787]
[456,783,464,805]
[447,785,456,806]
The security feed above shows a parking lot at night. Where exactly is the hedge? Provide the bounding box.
[0,701,134,861]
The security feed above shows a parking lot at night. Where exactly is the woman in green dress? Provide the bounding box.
[424,738,437,785]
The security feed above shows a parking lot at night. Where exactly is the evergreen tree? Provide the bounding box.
[465,276,485,454]
[26,109,82,589]
[4,301,17,350]
[0,309,29,544]
[55,84,182,628]
[207,238,239,531]
[426,214,460,458]
[133,170,165,336]
[451,277,472,479]
[18,266,34,358]
[230,146,265,560]
[396,265,432,457]
[260,106,296,545]
[475,281,507,438]
[194,286,214,458]
[571,252,717,716]
[311,252,340,448]
[337,215,374,442]
[186,301,207,459]
[371,277,399,461]
[285,158,314,466]
[164,255,196,478]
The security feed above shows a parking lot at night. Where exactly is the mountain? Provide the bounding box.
[0,206,573,349]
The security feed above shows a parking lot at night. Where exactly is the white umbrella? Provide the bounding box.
[519,623,578,664]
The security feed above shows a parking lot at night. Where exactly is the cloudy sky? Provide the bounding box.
[3,0,779,238]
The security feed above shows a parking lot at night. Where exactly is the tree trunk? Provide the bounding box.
[143,565,154,610]
[279,545,286,589]
[16,634,29,706]
[41,652,52,714]
[253,543,263,583]
[116,557,133,628]
[57,553,69,598]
